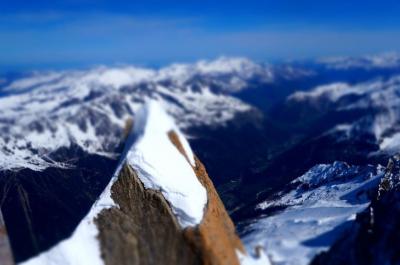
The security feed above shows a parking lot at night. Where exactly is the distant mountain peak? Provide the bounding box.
[318,52,400,70]
[0,58,266,171]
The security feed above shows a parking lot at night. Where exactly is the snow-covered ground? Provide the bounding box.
[20,101,208,265]
[242,161,384,265]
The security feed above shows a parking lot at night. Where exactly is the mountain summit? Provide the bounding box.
[19,101,267,265]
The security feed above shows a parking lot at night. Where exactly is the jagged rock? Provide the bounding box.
[378,154,400,198]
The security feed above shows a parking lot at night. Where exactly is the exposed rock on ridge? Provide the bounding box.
[169,130,245,265]
[95,164,201,265]
[20,101,248,265]
[95,131,244,265]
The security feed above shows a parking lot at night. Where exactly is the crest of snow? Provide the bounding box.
[288,83,350,101]
[158,57,264,79]
[243,162,384,265]
[20,101,205,265]
[126,100,206,227]
[379,132,400,154]
[288,80,382,102]
[83,67,155,89]
[195,57,260,76]
[155,57,273,92]
[3,71,64,93]
[319,52,400,70]
[321,123,352,140]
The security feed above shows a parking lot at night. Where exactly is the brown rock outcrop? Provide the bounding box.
[169,131,245,265]
[95,165,202,265]
[94,130,244,265]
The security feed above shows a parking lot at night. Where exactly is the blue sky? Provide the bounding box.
[1,0,400,70]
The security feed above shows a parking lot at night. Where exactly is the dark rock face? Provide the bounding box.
[311,155,400,265]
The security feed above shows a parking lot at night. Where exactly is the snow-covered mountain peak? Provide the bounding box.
[288,82,351,101]
[158,57,262,78]
[125,101,206,227]
[20,101,208,265]
[1,57,269,95]
[2,66,156,95]
[153,56,272,92]
[81,66,156,88]
[131,100,195,164]
[0,57,258,171]
[195,56,261,75]
[318,52,400,70]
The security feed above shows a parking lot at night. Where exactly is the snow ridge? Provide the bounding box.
[126,100,206,228]
[319,52,400,70]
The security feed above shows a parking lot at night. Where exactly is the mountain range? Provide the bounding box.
[2,54,400,264]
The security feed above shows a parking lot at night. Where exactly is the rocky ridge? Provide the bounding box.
[19,102,266,265]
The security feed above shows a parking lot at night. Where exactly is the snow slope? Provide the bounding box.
[242,162,384,265]
[20,101,207,265]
